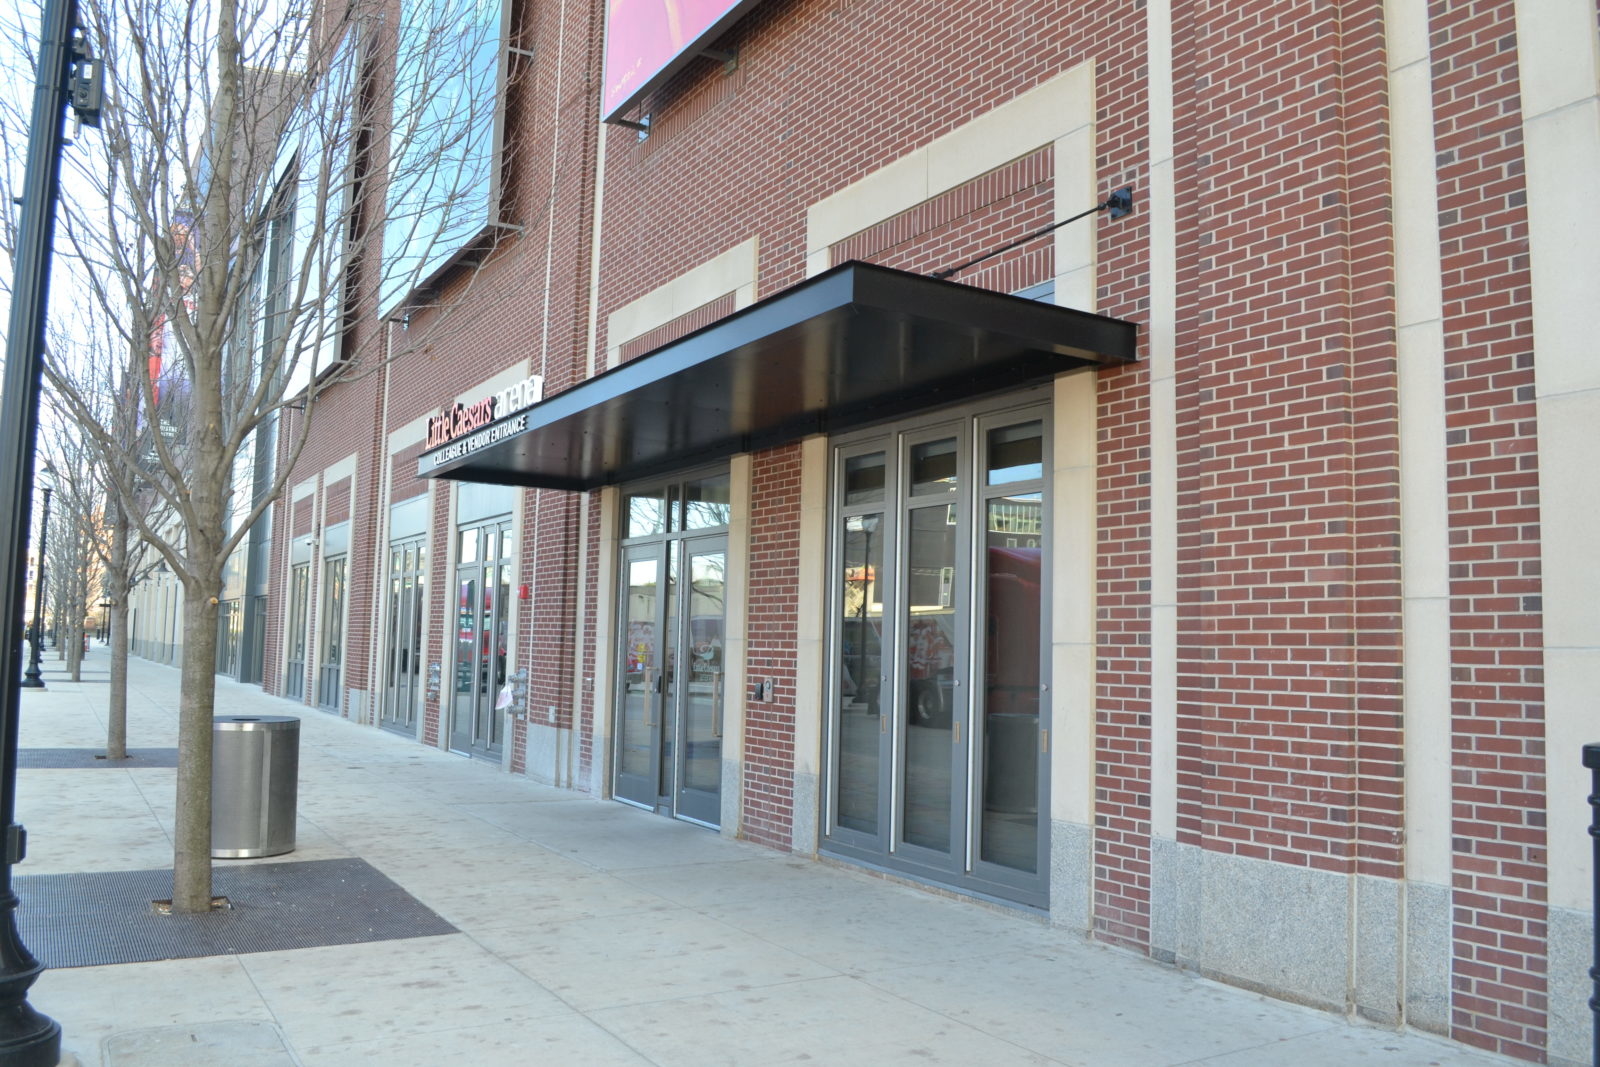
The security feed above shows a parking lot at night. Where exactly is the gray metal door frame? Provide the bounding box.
[450,520,511,759]
[284,563,309,701]
[612,472,729,827]
[381,538,426,734]
[316,555,346,711]
[822,392,1053,909]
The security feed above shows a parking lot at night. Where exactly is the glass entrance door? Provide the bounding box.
[897,431,968,862]
[613,537,727,825]
[316,556,346,711]
[825,404,1050,908]
[284,563,309,700]
[381,538,427,734]
[612,475,729,827]
[615,549,664,808]
[450,521,513,759]
[677,540,725,825]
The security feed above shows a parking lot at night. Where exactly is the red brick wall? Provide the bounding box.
[525,488,582,750]
[591,2,1163,881]
[829,148,1054,291]
[291,495,314,538]
[618,294,735,363]
[421,484,451,747]
[390,441,427,501]
[578,491,602,789]
[595,1,1138,307]
[324,477,352,526]
[1169,0,1400,907]
[257,0,1568,1058]
[742,443,802,850]
[1085,8,1156,952]
[1430,0,1547,1056]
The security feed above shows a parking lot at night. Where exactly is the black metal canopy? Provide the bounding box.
[419,260,1137,491]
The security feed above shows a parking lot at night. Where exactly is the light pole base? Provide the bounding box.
[0,1000,61,1066]
[20,634,44,690]
[18,654,43,691]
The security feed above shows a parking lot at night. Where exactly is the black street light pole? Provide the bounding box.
[1585,743,1600,1067]
[0,0,97,1055]
[20,488,53,691]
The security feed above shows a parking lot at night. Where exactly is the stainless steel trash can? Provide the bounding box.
[212,715,299,858]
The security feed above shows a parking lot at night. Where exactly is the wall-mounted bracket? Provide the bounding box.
[1105,186,1134,219]
[699,47,738,72]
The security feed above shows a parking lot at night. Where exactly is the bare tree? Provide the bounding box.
[43,451,106,682]
[6,0,514,911]
[41,373,169,756]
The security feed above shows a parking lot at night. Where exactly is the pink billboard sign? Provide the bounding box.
[603,0,756,121]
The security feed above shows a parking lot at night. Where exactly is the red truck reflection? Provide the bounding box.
[843,546,1041,724]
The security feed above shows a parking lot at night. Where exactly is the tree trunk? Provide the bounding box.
[108,600,129,759]
[68,560,83,682]
[107,507,130,760]
[172,585,220,913]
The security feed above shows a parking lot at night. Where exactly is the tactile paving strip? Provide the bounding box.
[17,858,458,968]
[19,748,180,769]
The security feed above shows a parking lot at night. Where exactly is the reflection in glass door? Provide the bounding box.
[898,433,967,860]
[825,404,1050,908]
[381,537,427,734]
[215,598,241,676]
[284,563,309,700]
[316,556,346,711]
[450,521,513,759]
[615,551,664,808]
[678,542,725,824]
[612,474,728,826]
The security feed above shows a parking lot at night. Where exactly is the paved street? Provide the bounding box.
[15,645,1512,1066]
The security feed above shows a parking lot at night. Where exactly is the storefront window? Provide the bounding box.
[626,488,667,537]
[986,421,1042,484]
[910,437,958,495]
[683,473,731,529]
[843,453,886,505]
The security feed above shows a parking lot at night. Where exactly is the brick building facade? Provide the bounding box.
[225,0,1600,1060]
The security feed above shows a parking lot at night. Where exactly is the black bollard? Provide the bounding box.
[1585,743,1600,1067]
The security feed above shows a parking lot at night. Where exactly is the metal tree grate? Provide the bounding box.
[17,858,457,968]
[18,748,180,769]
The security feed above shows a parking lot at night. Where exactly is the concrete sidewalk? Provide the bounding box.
[15,645,1510,1066]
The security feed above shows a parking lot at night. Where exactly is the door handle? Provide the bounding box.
[711,671,723,739]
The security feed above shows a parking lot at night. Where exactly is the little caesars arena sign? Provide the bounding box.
[420,374,544,469]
